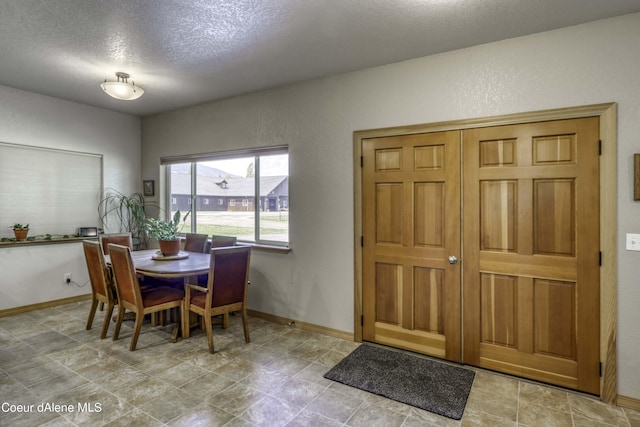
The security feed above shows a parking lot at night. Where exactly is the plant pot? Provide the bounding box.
[158,239,181,256]
[13,228,29,241]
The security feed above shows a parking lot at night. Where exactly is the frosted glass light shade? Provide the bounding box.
[100,72,144,100]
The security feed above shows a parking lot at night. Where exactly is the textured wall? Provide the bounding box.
[139,13,636,399]
[0,85,141,308]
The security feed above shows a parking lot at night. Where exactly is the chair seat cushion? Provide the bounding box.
[190,290,207,309]
[141,287,184,307]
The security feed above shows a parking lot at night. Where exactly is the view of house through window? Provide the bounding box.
[167,149,289,246]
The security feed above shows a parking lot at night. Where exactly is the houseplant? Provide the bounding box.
[145,210,190,256]
[98,188,151,250]
[11,223,29,241]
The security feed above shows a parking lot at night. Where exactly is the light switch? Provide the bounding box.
[626,234,640,251]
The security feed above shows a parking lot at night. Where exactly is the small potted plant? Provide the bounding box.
[11,223,29,241]
[145,211,190,256]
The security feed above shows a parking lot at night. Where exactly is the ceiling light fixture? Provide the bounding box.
[100,72,144,100]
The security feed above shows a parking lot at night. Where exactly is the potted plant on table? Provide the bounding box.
[145,210,190,256]
[11,223,29,241]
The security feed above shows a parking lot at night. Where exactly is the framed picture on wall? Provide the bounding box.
[143,180,155,197]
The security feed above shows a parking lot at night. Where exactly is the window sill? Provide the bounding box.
[237,242,291,254]
[0,236,95,248]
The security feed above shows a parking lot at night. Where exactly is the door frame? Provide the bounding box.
[353,103,617,403]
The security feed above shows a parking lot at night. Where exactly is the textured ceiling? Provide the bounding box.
[1,0,639,117]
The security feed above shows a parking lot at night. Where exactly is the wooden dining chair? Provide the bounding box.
[183,246,251,353]
[99,232,152,305]
[210,235,237,248]
[183,233,209,253]
[99,233,133,255]
[208,235,241,323]
[108,243,185,351]
[82,240,118,339]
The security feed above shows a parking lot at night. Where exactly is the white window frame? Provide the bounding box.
[162,145,289,248]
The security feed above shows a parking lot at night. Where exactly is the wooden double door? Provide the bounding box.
[362,117,600,394]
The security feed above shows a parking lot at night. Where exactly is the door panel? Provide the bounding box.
[362,131,461,361]
[462,117,600,394]
[360,117,600,394]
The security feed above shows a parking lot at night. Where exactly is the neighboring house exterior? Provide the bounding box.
[170,172,288,213]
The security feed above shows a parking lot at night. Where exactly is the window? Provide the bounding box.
[162,146,289,247]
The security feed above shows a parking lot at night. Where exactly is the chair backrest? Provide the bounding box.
[210,235,237,248]
[207,246,251,308]
[99,233,133,255]
[82,240,112,300]
[108,243,141,307]
[184,233,208,253]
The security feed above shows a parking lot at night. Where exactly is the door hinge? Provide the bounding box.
[361,236,364,247]
[361,315,364,326]
[599,362,603,377]
[360,156,364,167]
[599,140,602,156]
[599,251,602,266]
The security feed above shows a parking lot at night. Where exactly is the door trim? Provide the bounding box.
[353,103,617,403]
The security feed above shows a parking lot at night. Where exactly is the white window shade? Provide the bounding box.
[0,142,102,239]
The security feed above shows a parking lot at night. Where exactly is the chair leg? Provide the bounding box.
[222,313,229,329]
[100,302,115,339]
[99,301,105,311]
[130,313,143,351]
[241,308,250,343]
[182,304,190,338]
[204,313,215,353]
[86,298,99,330]
[171,306,181,343]
[112,305,125,341]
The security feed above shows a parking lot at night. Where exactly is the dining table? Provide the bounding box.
[118,249,211,279]
[105,248,212,339]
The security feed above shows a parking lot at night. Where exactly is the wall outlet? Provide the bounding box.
[64,273,72,283]
[625,234,640,251]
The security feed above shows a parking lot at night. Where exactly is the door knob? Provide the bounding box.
[448,256,458,265]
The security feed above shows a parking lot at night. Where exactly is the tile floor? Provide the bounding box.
[0,301,638,427]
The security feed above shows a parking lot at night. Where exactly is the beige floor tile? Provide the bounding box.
[465,386,518,421]
[207,381,267,416]
[2,300,635,427]
[403,407,461,427]
[625,408,640,427]
[138,387,203,424]
[346,403,406,427]
[285,408,344,427]
[102,408,166,426]
[568,393,630,426]
[270,376,327,408]
[180,371,236,397]
[517,401,573,426]
[167,402,236,427]
[152,361,211,387]
[240,394,301,426]
[461,408,517,426]
[304,388,367,423]
[519,381,571,413]
[238,364,292,393]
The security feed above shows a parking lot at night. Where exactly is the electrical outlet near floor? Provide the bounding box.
[625,234,640,251]
[64,273,72,283]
